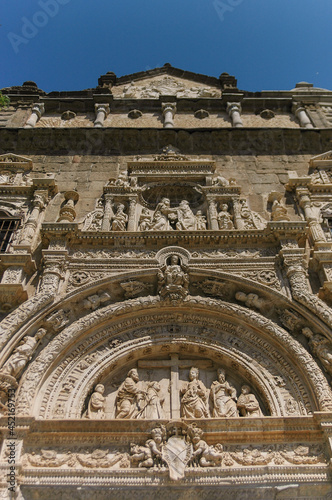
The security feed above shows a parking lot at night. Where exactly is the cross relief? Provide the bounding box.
[85,355,264,420]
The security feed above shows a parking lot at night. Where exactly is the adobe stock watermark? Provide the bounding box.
[8,0,71,54]
[213,0,245,22]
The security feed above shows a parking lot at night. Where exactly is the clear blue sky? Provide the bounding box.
[1,0,331,93]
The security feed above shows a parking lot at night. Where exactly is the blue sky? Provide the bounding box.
[1,0,331,93]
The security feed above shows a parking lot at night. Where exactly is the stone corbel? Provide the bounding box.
[94,103,110,128]
[24,103,45,129]
[292,102,314,128]
[162,103,177,128]
[57,191,79,222]
[227,102,243,128]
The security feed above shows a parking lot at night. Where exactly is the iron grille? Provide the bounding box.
[0,217,20,252]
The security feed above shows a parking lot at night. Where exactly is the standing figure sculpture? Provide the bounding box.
[180,367,209,418]
[86,384,106,419]
[115,369,145,419]
[237,385,263,417]
[210,368,238,417]
[111,204,128,231]
[0,329,46,379]
[217,204,234,230]
[137,381,165,419]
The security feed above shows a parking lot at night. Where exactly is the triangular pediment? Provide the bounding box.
[309,150,332,168]
[0,153,33,169]
[112,65,221,99]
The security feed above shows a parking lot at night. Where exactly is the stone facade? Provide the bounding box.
[1,65,332,499]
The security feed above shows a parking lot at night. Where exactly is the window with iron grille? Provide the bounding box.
[0,215,21,252]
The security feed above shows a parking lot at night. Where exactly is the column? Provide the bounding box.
[296,188,326,244]
[39,252,67,294]
[101,195,114,231]
[227,102,243,128]
[19,190,48,246]
[24,103,45,128]
[57,191,79,222]
[292,104,314,128]
[162,103,176,128]
[207,198,219,231]
[127,197,138,231]
[233,199,245,229]
[94,103,110,128]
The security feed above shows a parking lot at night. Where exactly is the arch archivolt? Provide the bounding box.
[14,295,332,420]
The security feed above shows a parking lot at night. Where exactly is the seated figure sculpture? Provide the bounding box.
[111,204,128,231]
[210,368,238,417]
[180,367,209,418]
[115,368,145,418]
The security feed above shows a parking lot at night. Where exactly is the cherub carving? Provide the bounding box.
[187,425,223,467]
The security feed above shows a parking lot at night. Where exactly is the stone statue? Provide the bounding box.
[138,208,152,231]
[271,199,290,221]
[111,204,128,231]
[302,327,332,376]
[137,381,165,420]
[195,210,207,230]
[176,200,196,230]
[213,175,229,187]
[115,368,145,419]
[180,367,209,418]
[151,198,177,231]
[130,425,166,468]
[187,425,223,467]
[239,200,267,229]
[0,328,46,379]
[158,255,189,302]
[82,199,104,231]
[85,384,106,419]
[237,385,263,417]
[217,204,234,230]
[210,369,238,417]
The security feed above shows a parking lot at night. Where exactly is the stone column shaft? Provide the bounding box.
[227,102,243,128]
[94,103,110,128]
[293,104,313,128]
[127,197,137,231]
[101,195,114,231]
[20,190,48,245]
[233,199,245,229]
[162,103,176,128]
[207,198,219,230]
[24,103,45,128]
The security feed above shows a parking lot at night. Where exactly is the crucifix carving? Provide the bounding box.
[138,354,212,418]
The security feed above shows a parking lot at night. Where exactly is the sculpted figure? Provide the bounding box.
[302,327,332,376]
[213,175,229,187]
[138,208,152,231]
[237,385,263,417]
[0,329,46,379]
[111,204,128,231]
[195,210,207,230]
[152,198,177,231]
[210,369,238,418]
[239,199,267,229]
[158,255,189,302]
[271,199,290,221]
[115,369,145,419]
[137,381,165,419]
[180,367,209,418]
[176,200,196,230]
[187,425,223,467]
[130,425,166,468]
[86,384,105,419]
[217,204,234,230]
